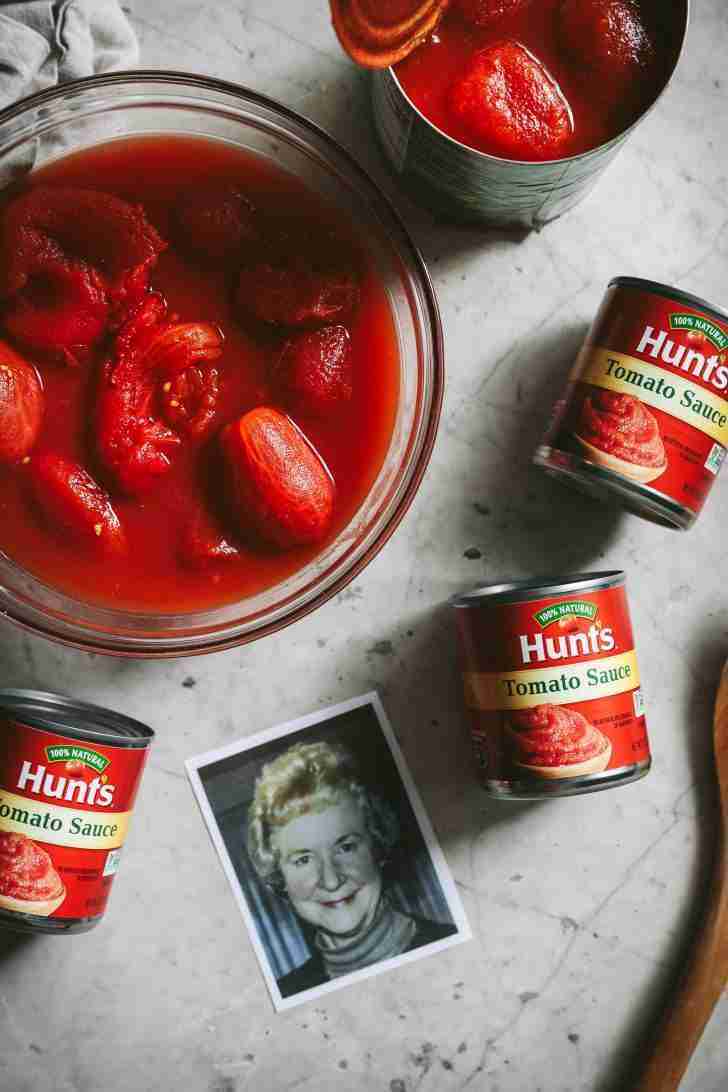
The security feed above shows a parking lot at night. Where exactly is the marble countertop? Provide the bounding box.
[1,2,727,1090]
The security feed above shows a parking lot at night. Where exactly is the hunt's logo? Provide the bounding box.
[637,324,728,392]
[533,600,598,628]
[44,744,110,775]
[521,602,615,665]
[16,761,115,807]
[668,312,728,353]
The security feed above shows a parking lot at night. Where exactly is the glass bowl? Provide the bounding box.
[0,72,443,657]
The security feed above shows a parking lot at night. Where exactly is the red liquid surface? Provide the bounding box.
[396,1,682,160]
[0,137,399,612]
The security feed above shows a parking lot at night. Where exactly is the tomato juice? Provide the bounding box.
[395,0,683,160]
[0,136,400,611]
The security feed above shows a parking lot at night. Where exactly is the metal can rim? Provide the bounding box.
[482,759,651,800]
[451,570,624,608]
[383,0,690,168]
[608,275,728,328]
[534,446,695,530]
[0,688,153,748]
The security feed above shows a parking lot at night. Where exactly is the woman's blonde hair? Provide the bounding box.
[247,739,399,893]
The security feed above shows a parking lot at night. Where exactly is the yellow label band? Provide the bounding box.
[0,789,130,850]
[574,347,728,447]
[464,650,640,711]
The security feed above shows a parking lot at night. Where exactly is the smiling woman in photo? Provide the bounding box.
[247,739,457,998]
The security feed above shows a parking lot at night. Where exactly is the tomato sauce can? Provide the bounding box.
[453,571,651,799]
[535,277,728,529]
[0,689,153,934]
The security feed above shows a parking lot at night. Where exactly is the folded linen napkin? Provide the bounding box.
[0,0,138,108]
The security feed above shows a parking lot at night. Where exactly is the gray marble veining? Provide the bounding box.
[0,2,726,1090]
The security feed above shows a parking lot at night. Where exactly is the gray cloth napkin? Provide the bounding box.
[0,0,138,108]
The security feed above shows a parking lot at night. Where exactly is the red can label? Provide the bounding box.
[547,282,728,516]
[0,720,149,922]
[456,584,650,787]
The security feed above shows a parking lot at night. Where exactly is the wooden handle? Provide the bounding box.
[636,668,728,1091]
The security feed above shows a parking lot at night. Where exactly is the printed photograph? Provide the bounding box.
[186,693,470,1011]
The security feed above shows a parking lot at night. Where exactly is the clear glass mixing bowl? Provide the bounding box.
[0,72,443,657]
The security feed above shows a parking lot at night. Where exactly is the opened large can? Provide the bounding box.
[453,572,650,799]
[371,2,688,228]
[534,277,728,529]
[0,690,153,934]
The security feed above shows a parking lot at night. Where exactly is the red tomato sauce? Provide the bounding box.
[0,831,65,903]
[395,0,682,160]
[509,703,608,767]
[578,390,666,468]
[0,136,399,612]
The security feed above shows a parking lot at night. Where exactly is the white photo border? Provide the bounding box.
[185,691,471,1012]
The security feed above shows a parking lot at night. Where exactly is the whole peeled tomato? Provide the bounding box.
[0,339,44,462]
[27,453,127,556]
[181,511,241,568]
[455,0,531,27]
[220,407,335,549]
[559,0,656,112]
[96,294,223,495]
[236,224,360,329]
[237,261,359,328]
[174,184,259,265]
[0,186,166,361]
[273,325,353,418]
[450,40,574,160]
[2,257,109,365]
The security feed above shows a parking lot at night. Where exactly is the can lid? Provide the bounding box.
[608,276,728,327]
[451,570,624,608]
[0,689,154,749]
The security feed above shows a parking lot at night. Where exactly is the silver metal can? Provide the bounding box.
[371,2,689,229]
